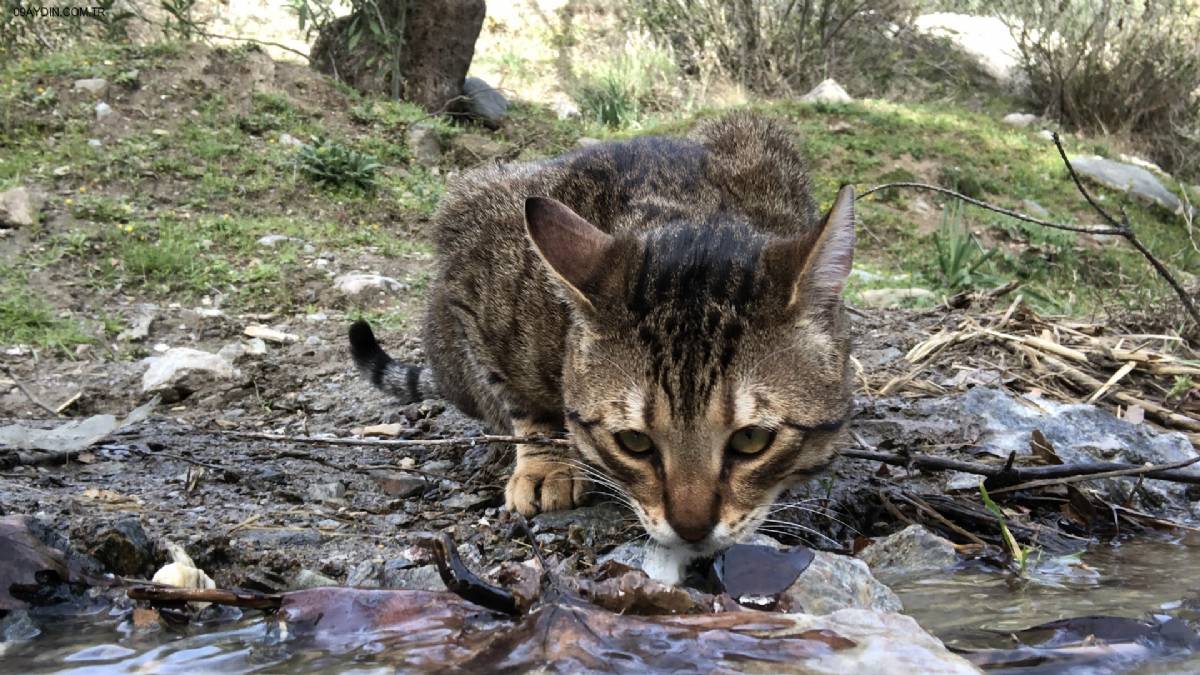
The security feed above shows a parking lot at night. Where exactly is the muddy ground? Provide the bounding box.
[0,301,942,588]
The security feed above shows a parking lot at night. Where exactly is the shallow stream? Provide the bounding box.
[3,536,1199,674]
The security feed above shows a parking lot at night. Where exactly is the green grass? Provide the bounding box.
[0,272,91,349]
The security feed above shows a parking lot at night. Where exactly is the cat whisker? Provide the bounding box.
[767,504,861,536]
[756,518,840,547]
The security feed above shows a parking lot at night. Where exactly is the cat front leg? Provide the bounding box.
[505,418,588,516]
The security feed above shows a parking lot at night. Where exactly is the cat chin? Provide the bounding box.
[642,543,696,586]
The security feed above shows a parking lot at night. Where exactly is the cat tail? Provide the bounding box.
[348,320,439,403]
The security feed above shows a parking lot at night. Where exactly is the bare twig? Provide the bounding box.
[128,584,281,610]
[987,455,1200,494]
[221,430,572,449]
[1,366,60,417]
[839,448,1200,486]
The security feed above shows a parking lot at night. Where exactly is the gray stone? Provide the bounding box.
[87,138,103,148]
[858,287,936,308]
[278,133,305,148]
[1037,129,1055,142]
[240,528,322,547]
[257,234,298,247]
[858,525,958,583]
[141,347,240,399]
[441,492,489,510]
[292,568,338,590]
[0,609,40,641]
[406,123,443,167]
[575,137,601,148]
[307,481,346,503]
[1070,155,1190,215]
[117,304,156,342]
[333,273,405,297]
[462,76,509,127]
[373,472,430,498]
[911,387,1200,510]
[73,78,110,98]
[914,13,1020,84]
[0,186,45,228]
[382,562,446,591]
[782,551,903,614]
[1002,112,1039,127]
[452,132,506,160]
[532,502,626,531]
[94,101,114,121]
[346,559,383,588]
[800,79,851,104]
[244,338,269,356]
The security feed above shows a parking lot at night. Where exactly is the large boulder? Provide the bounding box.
[460,76,509,128]
[1069,155,1191,216]
[310,0,485,112]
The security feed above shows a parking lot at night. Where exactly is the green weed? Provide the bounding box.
[296,137,381,191]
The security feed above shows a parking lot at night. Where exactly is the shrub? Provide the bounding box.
[572,38,678,128]
[995,0,1200,180]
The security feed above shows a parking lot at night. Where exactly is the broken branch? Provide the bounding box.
[127,585,282,610]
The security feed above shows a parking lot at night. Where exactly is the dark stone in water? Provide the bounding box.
[711,543,815,609]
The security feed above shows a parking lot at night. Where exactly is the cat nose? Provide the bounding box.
[669,517,715,543]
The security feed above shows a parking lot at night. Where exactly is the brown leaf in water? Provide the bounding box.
[0,515,71,610]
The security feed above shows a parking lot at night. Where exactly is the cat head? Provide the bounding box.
[524,188,855,556]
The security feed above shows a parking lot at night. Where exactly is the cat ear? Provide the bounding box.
[764,185,856,313]
[525,196,615,308]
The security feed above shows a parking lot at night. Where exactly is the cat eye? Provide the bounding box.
[727,427,775,455]
[615,430,654,455]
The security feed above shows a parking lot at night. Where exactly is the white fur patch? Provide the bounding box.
[642,544,693,586]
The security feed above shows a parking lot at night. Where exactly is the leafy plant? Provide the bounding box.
[86,0,136,42]
[296,137,381,191]
[161,0,199,40]
[979,480,1037,577]
[929,205,1002,293]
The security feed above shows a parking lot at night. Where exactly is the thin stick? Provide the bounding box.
[1,366,60,417]
[988,455,1200,494]
[222,431,572,449]
[127,585,282,610]
[839,448,1200,485]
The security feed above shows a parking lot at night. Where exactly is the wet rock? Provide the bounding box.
[858,525,958,583]
[141,347,240,400]
[73,78,110,97]
[800,78,851,104]
[1069,155,1190,215]
[406,123,442,167]
[292,569,339,590]
[1002,112,1039,127]
[0,609,40,641]
[307,481,346,503]
[373,472,430,498]
[86,517,154,576]
[382,562,446,591]
[333,273,405,297]
[782,608,977,673]
[858,287,936,308]
[0,186,45,228]
[462,76,509,128]
[783,551,903,614]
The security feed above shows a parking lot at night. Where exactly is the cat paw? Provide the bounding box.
[505,455,586,516]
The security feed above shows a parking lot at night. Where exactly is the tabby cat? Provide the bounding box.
[350,113,855,583]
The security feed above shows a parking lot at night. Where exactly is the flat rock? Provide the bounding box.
[406,123,443,167]
[333,273,405,297]
[291,569,339,590]
[451,133,506,160]
[372,472,430,498]
[256,234,299,247]
[776,609,977,674]
[462,76,509,127]
[858,287,936,308]
[382,562,446,591]
[307,481,347,503]
[73,78,110,98]
[800,78,851,104]
[141,347,240,398]
[858,525,958,583]
[1070,155,1188,215]
[243,324,299,344]
[0,186,45,228]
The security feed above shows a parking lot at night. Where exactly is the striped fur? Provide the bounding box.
[348,320,438,403]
